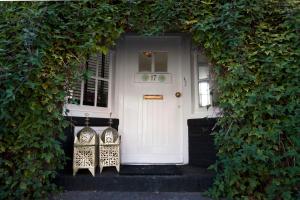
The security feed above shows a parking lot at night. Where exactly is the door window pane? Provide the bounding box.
[83,78,96,106]
[139,51,152,72]
[97,80,108,107]
[154,52,168,72]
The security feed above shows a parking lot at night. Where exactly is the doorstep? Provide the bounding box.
[54,165,214,192]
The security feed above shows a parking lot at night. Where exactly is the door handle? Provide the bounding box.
[175,92,182,98]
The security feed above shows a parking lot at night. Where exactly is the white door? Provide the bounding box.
[120,36,183,164]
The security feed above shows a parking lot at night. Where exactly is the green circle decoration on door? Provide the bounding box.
[158,74,166,82]
[142,74,149,81]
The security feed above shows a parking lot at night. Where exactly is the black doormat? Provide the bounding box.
[119,165,182,176]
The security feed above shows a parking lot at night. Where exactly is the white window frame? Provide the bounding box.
[191,50,220,118]
[64,51,115,118]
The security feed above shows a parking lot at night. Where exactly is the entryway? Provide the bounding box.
[116,36,187,164]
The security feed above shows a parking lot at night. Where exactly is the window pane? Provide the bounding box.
[68,80,81,105]
[198,66,209,79]
[98,53,110,79]
[83,78,96,106]
[97,80,108,107]
[87,55,98,76]
[69,52,111,109]
[197,53,209,65]
[199,81,211,107]
[139,51,152,72]
[154,52,168,72]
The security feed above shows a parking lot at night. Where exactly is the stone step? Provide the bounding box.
[55,166,214,192]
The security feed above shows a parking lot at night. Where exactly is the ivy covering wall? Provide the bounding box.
[191,1,300,199]
[0,2,123,199]
[1,1,299,199]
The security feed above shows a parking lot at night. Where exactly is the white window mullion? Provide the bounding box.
[94,54,99,107]
[80,80,84,106]
[98,77,109,81]
[151,51,155,72]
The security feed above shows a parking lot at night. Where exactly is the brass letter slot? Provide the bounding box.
[143,95,163,100]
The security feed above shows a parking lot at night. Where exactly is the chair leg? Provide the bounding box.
[116,165,120,173]
[88,167,95,176]
[100,165,103,174]
[73,168,78,176]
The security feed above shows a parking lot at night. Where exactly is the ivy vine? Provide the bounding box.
[1,1,299,199]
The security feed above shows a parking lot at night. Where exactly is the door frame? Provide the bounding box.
[114,34,191,164]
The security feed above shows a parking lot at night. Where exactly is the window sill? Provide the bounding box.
[64,104,113,118]
[190,106,221,119]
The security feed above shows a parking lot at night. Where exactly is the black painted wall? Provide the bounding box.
[61,117,119,173]
[188,118,218,168]
[61,116,217,172]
